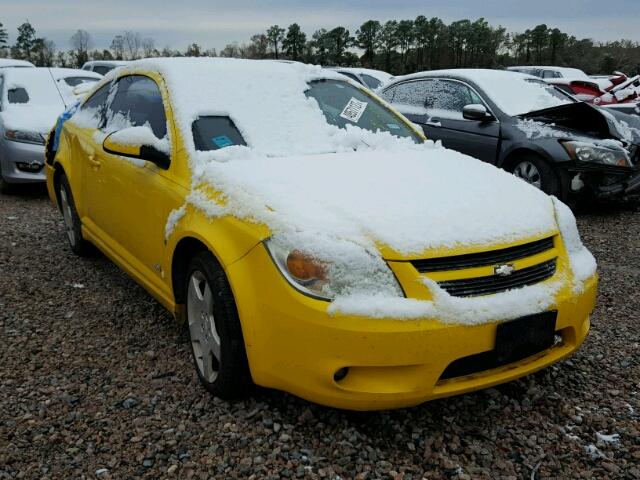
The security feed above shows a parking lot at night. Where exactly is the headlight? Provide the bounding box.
[264,237,404,301]
[561,140,630,167]
[4,129,45,145]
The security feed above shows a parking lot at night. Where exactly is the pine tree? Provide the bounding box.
[15,21,36,61]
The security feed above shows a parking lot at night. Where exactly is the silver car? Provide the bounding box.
[0,68,76,193]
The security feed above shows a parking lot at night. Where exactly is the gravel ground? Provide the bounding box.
[1,187,639,480]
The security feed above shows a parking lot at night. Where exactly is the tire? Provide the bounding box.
[185,251,252,399]
[510,154,561,197]
[0,171,14,195]
[57,174,92,256]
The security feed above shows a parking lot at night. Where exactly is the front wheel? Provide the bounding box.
[186,251,252,399]
[511,155,561,197]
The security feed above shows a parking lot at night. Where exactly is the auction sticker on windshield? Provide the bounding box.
[340,97,368,123]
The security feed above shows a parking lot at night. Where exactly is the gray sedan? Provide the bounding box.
[0,68,74,193]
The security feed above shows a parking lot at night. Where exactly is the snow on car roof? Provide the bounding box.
[514,66,590,79]
[392,69,573,116]
[49,67,103,80]
[0,58,35,68]
[82,60,128,67]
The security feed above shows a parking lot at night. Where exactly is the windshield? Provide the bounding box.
[478,75,575,116]
[305,79,421,142]
[4,72,64,108]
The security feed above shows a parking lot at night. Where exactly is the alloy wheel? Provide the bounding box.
[59,186,77,246]
[187,270,221,383]
[513,161,542,189]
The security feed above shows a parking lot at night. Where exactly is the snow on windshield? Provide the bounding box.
[2,69,65,107]
[477,73,573,116]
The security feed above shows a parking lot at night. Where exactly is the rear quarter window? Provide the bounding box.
[8,87,29,104]
[192,116,247,151]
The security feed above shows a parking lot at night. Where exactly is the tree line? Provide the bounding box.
[1,18,639,75]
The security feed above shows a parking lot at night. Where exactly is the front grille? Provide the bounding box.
[437,259,557,297]
[411,237,554,273]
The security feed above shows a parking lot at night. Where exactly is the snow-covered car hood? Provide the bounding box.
[0,105,64,137]
[190,144,558,259]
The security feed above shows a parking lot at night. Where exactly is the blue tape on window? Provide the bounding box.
[212,135,234,148]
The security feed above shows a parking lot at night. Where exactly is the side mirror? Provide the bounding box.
[103,127,170,169]
[463,104,492,121]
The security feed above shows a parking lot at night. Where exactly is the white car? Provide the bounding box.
[329,67,393,90]
[81,60,128,75]
[0,68,76,191]
[507,66,612,91]
[0,59,35,69]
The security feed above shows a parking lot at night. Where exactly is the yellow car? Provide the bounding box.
[46,59,597,411]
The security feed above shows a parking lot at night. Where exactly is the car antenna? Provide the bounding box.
[47,67,68,108]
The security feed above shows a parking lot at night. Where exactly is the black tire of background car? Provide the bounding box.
[0,172,15,194]
[511,154,561,198]
[58,174,93,257]
[186,251,253,399]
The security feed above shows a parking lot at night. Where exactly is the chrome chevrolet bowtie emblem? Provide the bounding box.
[494,264,515,276]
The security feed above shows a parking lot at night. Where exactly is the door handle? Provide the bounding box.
[87,154,102,167]
[425,120,442,128]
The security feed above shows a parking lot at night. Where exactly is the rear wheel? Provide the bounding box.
[186,251,252,399]
[511,155,561,197]
[58,174,92,256]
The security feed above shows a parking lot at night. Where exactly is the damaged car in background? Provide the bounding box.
[381,69,640,205]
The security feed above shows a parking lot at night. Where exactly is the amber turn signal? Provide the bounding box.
[286,250,327,283]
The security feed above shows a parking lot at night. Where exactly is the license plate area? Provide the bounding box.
[495,311,557,364]
[439,311,558,381]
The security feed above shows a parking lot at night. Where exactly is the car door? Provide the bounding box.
[64,82,112,222]
[385,79,500,163]
[90,74,185,299]
[421,79,500,163]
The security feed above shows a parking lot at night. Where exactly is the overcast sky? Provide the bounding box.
[2,0,639,52]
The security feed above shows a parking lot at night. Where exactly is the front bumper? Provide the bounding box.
[227,243,597,410]
[0,138,46,184]
[566,162,640,201]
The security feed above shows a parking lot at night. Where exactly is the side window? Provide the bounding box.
[8,87,29,104]
[94,66,111,75]
[424,80,472,113]
[79,82,111,128]
[107,75,167,138]
[390,80,434,108]
[361,74,381,90]
[380,85,397,102]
